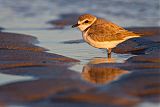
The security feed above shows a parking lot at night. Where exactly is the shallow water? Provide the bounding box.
[0,1,159,106]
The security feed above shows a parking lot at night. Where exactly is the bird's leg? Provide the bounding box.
[107,48,112,58]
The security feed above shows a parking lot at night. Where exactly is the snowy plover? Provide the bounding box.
[72,14,141,58]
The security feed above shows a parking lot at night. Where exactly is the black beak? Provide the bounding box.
[72,23,80,28]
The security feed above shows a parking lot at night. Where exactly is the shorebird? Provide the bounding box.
[72,14,141,58]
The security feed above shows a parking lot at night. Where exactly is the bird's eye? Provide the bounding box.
[84,20,89,23]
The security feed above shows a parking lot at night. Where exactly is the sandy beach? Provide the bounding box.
[0,26,159,107]
[0,0,159,107]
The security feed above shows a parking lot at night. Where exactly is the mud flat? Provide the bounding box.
[0,27,159,107]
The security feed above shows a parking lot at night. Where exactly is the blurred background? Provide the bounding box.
[0,0,159,29]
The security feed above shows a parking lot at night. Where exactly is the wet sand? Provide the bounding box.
[0,27,160,107]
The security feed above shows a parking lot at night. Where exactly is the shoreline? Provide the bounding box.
[0,26,159,107]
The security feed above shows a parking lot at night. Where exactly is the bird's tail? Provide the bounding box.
[132,31,144,37]
[124,30,142,38]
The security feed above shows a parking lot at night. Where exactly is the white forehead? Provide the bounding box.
[78,19,89,24]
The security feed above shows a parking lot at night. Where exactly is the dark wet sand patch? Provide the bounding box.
[0,32,38,44]
[126,27,160,37]
[0,32,47,52]
[61,39,84,44]
[0,78,93,103]
[0,61,80,79]
[113,38,160,54]
[0,49,79,62]
[126,53,160,63]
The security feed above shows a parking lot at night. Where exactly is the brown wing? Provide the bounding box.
[87,18,139,42]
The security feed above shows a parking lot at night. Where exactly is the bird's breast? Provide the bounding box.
[82,30,100,48]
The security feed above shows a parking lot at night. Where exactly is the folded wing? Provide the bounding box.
[87,18,140,42]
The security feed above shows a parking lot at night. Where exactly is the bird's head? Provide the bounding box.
[72,14,97,31]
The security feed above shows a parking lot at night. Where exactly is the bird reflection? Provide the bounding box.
[82,57,128,84]
[87,57,116,64]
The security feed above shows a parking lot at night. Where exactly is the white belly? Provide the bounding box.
[82,31,124,49]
